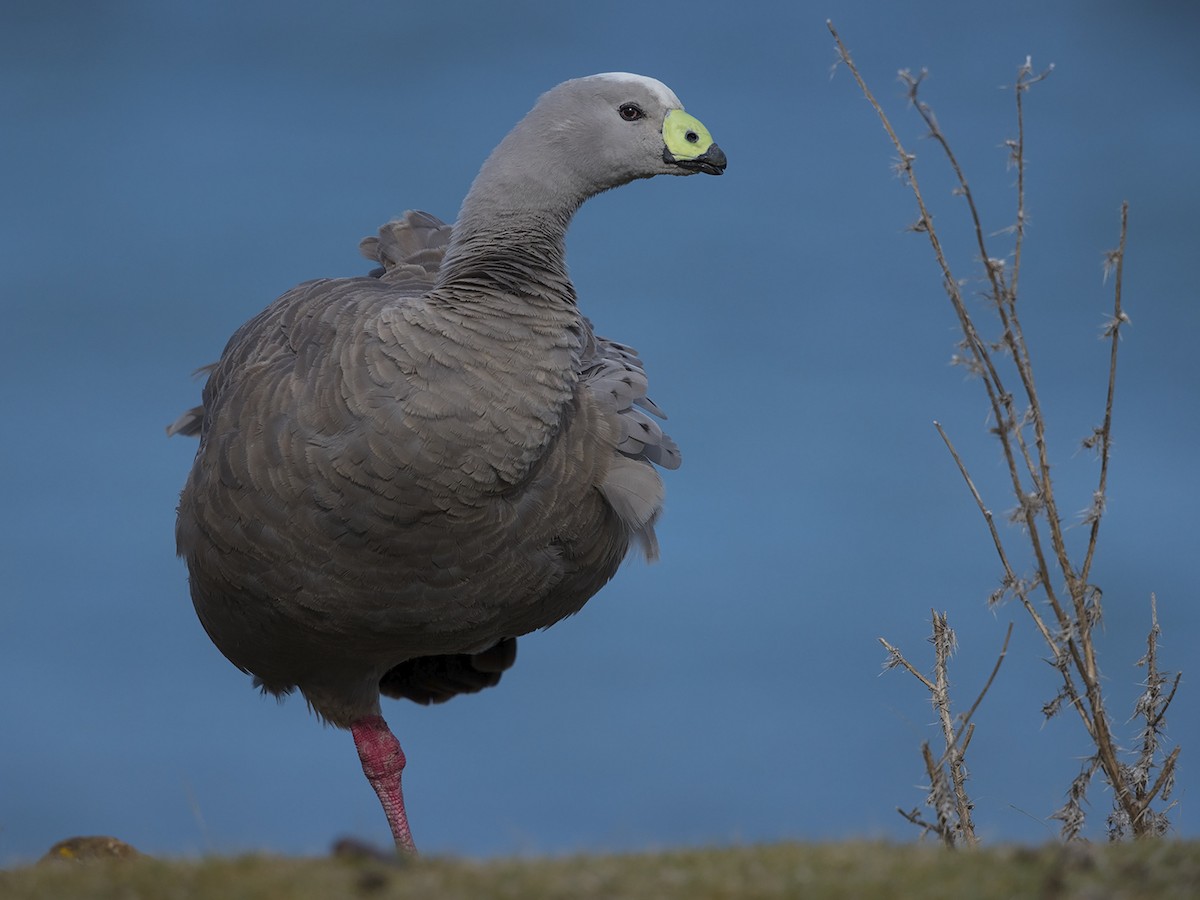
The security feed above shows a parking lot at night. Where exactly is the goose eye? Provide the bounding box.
[618,103,644,122]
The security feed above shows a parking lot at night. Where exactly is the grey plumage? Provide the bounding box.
[173,73,724,848]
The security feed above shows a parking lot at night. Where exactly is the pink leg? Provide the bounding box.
[350,715,417,854]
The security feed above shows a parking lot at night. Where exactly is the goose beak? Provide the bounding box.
[662,109,727,175]
[664,142,727,175]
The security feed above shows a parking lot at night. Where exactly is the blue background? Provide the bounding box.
[3,0,1197,862]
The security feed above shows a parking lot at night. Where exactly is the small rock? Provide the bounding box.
[39,835,142,864]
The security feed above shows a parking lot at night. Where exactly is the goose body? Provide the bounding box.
[174,73,725,851]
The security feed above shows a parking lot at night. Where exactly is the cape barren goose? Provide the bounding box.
[173,73,725,853]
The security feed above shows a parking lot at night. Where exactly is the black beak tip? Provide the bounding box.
[664,143,728,176]
[702,143,727,175]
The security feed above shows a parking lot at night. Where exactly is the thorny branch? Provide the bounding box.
[880,614,1012,847]
[829,20,1180,840]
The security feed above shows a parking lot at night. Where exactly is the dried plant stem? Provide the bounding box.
[879,637,935,693]
[1080,201,1129,588]
[1127,594,1183,831]
[880,614,1013,847]
[957,622,1014,737]
[933,614,976,845]
[934,422,1055,647]
[829,20,1179,839]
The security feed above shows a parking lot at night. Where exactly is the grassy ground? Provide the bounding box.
[3,839,1200,899]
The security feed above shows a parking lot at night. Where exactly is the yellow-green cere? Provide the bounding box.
[662,109,714,160]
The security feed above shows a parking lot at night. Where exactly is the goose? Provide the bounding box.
[173,72,725,853]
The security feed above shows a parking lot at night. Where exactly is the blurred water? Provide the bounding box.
[2,0,1197,862]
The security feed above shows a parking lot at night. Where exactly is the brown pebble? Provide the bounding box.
[39,835,142,864]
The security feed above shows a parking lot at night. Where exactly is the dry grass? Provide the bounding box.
[827,21,1181,841]
[5,840,1200,900]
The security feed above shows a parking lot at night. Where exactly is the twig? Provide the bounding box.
[879,637,936,692]
[934,416,1095,745]
[922,741,959,848]
[1079,202,1129,588]
[932,613,977,845]
[880,613,980,847]
[958,622,1015,734]
[1009,57,1053,300]
[828,22,1075,652]
[830,19,1180,841]
[934,422,1055,644]
[1120,594,1183,836]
